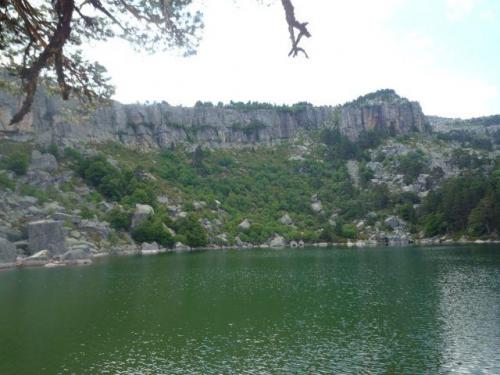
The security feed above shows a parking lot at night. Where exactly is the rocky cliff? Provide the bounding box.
[0,88,428,148]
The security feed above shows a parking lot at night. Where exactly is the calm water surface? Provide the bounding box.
[1,245,500,374]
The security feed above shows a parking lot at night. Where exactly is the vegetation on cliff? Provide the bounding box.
[1,123,499,253]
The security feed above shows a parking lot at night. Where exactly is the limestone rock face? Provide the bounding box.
[340,90,428,140]
[0,86,429,148]
[27,220,66,255]
[0,237,16,263]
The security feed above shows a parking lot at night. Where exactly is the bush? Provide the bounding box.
[423,213,446,237]
[132,217,175,248]
[0,173,15,190]
[2,151,29,175]
[397,151,427,184]
[46,144,60,160]
[105,208,132,231]
[341,224,357,239]
[172,215,208,247]
[64,147,83,162]
[80,207,96,220]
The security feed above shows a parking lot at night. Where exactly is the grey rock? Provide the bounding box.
[30,150,58,172]
[193,201,206,210]
[4,228,24,242]
[141,242,160,251]
[279,214,293,225]
[311,201,323,213]
[52,212,81,224]
[22,250,50,266]
[238,219,251,230]
[346,160,360,187]
[384,216,406,230]
[61,248,91,261]
[157,195,169,204]
[43,201,65,213]
[18,196,39,206]
[131,204,154,228]
[28,249,49,259]
[356,221,365,230]
[269,233,286,248]
[78,220,110,240]
[174,242,190,251]
[97,201,113,212]
[176,211,188,219]
[1,85,427,149]
[0,237,16,263]
[216,233,228,243]
[14,240,29,253]
[27,220,66,255]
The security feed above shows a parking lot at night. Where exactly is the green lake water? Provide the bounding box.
[1,245,499,374]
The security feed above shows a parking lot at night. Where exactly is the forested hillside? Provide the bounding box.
[1,124,499,266]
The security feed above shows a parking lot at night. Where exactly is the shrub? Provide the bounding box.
[172,215,208,247]
[397,151,427,184]
[341,224,357,239]
[46,144,60,160]
[64,147,83,162]
[2,151,29,175]
[80,207,96,220]
[105,208,132,231]
[0,173,14,190]
[423,213,446,237]
[132,217,175,248]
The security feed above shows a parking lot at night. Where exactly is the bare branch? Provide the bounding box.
[281,0,311,58]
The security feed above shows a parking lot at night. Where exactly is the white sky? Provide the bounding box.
[85,0,500,118]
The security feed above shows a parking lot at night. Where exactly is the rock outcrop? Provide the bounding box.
[0,237,16,264]
[131,204,154,228]
[0,87,429,148]
[340,90,428,140]
[30,150,58,172]
[27,220,66,255]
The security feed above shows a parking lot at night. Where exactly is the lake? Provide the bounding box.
[1,245,499,374]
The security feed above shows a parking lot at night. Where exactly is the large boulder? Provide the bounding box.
[21,250,50,266]
[30,150,58,172]
[61,248,91,261]
[311,201,323,213]
[269,233,286,248]
[174,242,190,251]
[238,219,251,230]
[0,237,16,263]
[78,220,110,240]
[384,216,406,230]
[131,204,154,228]
[27,220,66,255]
[279,214,293,225]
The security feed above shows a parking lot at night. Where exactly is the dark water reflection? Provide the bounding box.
[0,245,499,374]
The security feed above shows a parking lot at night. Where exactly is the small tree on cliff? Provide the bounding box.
[0,0,311,125]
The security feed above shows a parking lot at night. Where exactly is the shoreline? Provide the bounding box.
[1,238,499,271]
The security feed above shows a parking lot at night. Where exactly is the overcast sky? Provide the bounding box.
[85,0,500,118]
